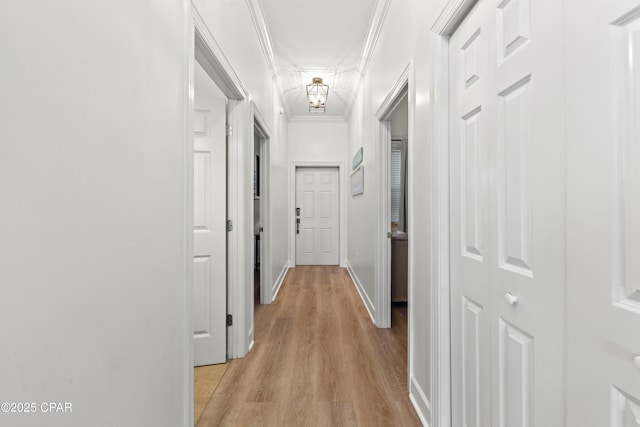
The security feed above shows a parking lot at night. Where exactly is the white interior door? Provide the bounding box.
[450,6,491,426]
[450,0,565,425]
[566,0,640,424]
[193,60,226,366]
[295,167,339,265]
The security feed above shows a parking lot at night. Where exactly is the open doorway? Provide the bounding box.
[192,51,229,424]
[253,127,262,304]
[253,115,270,304]
[189,12,250,425]
[389,92,409,330]
[192,56,228,366]
[375,67,412,398]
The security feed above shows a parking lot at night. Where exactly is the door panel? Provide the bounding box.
[451,0,565,425]
[497,318,533,427]
[566,0,640,424]
[295,167,339,265]
[193,60,226,366]
[450,5,491,427]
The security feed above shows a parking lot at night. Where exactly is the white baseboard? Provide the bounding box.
[409,376,431,426]
[345,261,376,324]
[271,261,290,301]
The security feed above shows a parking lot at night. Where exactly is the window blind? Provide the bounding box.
[390,148,402,223]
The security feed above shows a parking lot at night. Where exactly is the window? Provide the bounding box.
[390,138,406,230]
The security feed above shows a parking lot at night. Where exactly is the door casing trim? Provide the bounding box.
[184,4,252,425]
[429,1,479,426]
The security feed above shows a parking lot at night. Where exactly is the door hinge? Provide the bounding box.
[225,124,233,136]
[387,231,392,238]
[226,314,233,327]
[226,220,233,232]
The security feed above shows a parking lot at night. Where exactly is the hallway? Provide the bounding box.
[196,266,421,426]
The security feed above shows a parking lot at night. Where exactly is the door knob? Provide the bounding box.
[634,355,640,371]
[504,293,518,305]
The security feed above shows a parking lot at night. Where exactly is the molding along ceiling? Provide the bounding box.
[247,0,391,120]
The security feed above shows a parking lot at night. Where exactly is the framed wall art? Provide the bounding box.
[351,165,364,196]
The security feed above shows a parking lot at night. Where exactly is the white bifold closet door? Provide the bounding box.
[565,0,640,425]
[449,0,565,425]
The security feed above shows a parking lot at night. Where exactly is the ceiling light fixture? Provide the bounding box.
[306,77,329,113]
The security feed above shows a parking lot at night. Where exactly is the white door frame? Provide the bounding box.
[289,161,346,268]
[375,62,423,417]
[429,1,479,426]
[374,63,412,330]
[184,5,251,426]
[252,103,272,306]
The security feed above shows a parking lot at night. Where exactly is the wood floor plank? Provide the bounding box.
[196,266,422,427]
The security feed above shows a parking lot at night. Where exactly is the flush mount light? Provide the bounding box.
[306,77,329,113]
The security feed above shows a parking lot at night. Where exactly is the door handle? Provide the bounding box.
[504,293,518,305]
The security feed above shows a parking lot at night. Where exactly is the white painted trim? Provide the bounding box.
[192,5,248,100]
[184,3,253,423]
[358,0,392,75]
[431,0,479,36]
[288,161,347,268]
[252,100,273,140]
[271,262,290,301]
[245,0,278,73]
[375,119,392,329]
[252,102,272,306]
[183,5,196,427]
[429,1,479,425]
[345,0,392,118]
[375,63,411,331]
[430,32,452,427]
[191,2,252,362]
[346,261,376,324]
[239,99,254,354]
[375,63,411,120]
[245,0,289,117]
[409,376,432,427]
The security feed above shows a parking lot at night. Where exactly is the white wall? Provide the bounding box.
[288,120,348,267]
[390,93,408,137]
[267,88,290,297]
[288,120,348,163]
[0,0,284,425]
[192,0,273,120]
[0,1,188,426]
[346,0,450,423]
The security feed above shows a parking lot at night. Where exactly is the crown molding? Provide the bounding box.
[246,0,291,117]
[345,0,392,118]
[357,0,392,76]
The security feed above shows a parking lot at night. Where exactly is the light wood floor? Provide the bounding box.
[196,266,421,427]
[194,363,228,423]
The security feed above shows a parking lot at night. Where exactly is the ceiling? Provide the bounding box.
[248,0,389,120]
